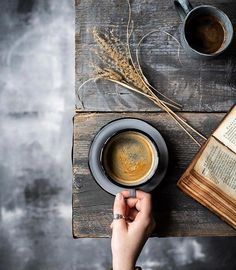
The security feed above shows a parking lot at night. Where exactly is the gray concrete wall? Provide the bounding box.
[0,0,235,269]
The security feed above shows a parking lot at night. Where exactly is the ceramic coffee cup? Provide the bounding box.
[88,118,169,196]
[174,0,233,59]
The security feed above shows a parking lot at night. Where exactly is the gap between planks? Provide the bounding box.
[74,110,228,114]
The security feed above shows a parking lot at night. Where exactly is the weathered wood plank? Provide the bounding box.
[75,0,236,112]
[72,112,236,237]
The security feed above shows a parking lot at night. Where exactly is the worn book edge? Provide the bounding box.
[178,175,236,229]
[177,105,236,229]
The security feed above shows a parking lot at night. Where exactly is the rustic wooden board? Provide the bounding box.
[72,112,236,237]
[75,0,236,112]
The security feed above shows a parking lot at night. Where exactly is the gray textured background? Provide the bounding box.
[0,0,235,269]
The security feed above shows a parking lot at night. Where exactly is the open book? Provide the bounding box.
[178,105,236,229]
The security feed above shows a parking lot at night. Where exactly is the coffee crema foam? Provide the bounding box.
[102,131,158,186]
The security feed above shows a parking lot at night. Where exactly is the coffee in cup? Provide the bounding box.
[185,14,225,54]
[174,0,233,59]
[102,131,159,186]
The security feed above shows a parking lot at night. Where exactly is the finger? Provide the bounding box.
[122,190,152,216]
[121,190,151,205]
[126,195,150,214]
[110,221,113,229]
[125,203,130,218]
[135,190,151,200]
[113,193,127,231]
[126,197,139,210]
[135,190,152,216]
[121,190,150,200]
[127,208,139,221]
[121,190,135,198]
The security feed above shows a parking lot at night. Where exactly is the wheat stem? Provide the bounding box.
[156,97,207,140]
[126,0,156,96]
[103,71,203,144]
[151,98,201,146]
[126,0,136,69]
[109,77,206,141]
[136,29,182,108]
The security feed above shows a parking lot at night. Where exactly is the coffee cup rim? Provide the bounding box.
[183,5,234,57]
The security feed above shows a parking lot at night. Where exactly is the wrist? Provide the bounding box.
[112,258,135,270]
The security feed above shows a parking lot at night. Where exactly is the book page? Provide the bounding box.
[213,105,236,154]
[194,137,236,200]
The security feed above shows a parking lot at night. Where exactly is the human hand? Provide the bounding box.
[111,190,156,270]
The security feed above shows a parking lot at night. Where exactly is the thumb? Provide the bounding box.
[113,193,127,231]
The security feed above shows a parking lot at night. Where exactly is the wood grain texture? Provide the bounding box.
[72,112,236,237]
[75,0,236,112]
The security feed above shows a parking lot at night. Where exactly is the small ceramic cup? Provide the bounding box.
[88,118,169,197]
[174,0,234,59]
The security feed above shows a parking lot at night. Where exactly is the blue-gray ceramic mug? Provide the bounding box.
[174,0,234,59]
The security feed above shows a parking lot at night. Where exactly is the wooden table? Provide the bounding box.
[73,0,236,237]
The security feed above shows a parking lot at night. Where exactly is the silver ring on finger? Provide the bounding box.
[113,213,126,220]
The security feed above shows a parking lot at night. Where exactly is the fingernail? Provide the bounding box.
[116,193,122,200]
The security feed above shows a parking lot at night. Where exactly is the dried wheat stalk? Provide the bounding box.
[77,0,207,146]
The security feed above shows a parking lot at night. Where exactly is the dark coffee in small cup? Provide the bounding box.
[186,14,225,54]
[174,0,233,59]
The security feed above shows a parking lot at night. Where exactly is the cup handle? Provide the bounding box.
[174,0,193,21]
[129,189,136,198]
